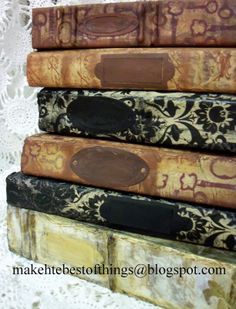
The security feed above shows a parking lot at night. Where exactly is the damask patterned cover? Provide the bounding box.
[27,48,236,93]
[21,134,236,209]
[7,205,236,309]
[38,89,236,152]
[6,172,236,251]
[32,0,236,49]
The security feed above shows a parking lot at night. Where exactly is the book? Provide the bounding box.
[27,48,236,93]
[21,133,236,209]
[32,1,236,49]
[6,172,236,251]
[8,206,236,308]
[38,89,236,153]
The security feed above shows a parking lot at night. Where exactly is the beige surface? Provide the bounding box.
[8,205,236,309]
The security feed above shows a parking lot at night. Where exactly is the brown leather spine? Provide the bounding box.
[32,0,236,49]
[21,134,236,209]
[27,48,236,93]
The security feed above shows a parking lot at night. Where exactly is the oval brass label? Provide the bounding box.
[78,14,139,37]
[70,146,149,187]
[67,95,136,134]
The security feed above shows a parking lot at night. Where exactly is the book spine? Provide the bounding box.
[27,48,236,93]
[6,172,236,251]
[21,134,236,209]
[7,206,236,308]
[38,89,236,153]
[32,1,236,49]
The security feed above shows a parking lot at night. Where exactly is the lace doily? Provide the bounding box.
[0,0,159,308]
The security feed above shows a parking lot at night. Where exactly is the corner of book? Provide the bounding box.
[20,137,29,173]
[26,54,33,86]
[7,206,21,255]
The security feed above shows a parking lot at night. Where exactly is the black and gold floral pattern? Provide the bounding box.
[38,89,236,152]
[6,172,236,251]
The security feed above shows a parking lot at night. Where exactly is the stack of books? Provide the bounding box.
[6,1,236,307]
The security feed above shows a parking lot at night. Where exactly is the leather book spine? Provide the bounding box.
[7,206,236,308]
[6,172,236,251]
[21,134,236,209]
[27,48,236,93]
[38,89,236,153]
[32,1,236,49]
